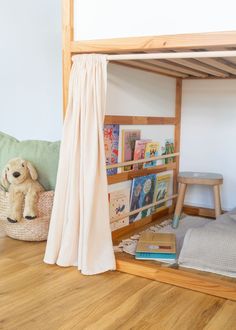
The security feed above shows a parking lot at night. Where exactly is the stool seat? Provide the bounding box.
[178,172,223,186]
[172,171,224,229]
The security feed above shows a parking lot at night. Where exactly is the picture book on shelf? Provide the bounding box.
[129,174,156,223]
[133,139,151,170]
[135,232,176,263]
[109,188,130,231]
[162,138,175,164]
[143,142,160,168]
[152,174,171,212]
[104,124,119,176]
[122,129,141,171]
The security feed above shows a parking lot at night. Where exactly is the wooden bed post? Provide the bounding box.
[173,78,182,203]
[62,0,74,117]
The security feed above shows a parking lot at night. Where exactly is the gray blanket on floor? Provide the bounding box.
[178,211,236,277]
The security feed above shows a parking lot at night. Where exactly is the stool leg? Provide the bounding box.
[213,184,222,218]
[172,183,187,229]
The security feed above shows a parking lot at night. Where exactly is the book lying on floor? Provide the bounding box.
[135,232,176,263]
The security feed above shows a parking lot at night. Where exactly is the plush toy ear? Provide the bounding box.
[1,167,9,189]
[26,161,38,181]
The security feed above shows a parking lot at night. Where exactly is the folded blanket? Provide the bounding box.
[179,211,236,277]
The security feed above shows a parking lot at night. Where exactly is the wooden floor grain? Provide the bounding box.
[1,236,236,330]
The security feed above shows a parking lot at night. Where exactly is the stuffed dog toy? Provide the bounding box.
[1,158,44,223]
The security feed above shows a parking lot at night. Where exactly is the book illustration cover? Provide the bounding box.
[109,188,130,226]
[104,124,119,176]
[129,174,156,223]
[152,174,171,213]
[135,232,176,262]
[143,142,160,168]
[133,139,151,171]
[122,129,141,171]
[162,138,175,164]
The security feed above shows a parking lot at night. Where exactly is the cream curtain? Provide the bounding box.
[44,55,116,275]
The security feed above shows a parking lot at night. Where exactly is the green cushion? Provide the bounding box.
[0,131,60,191]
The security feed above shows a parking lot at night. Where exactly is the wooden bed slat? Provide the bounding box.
[167,58,229,78]
[196,58,236,75]
[114,60,188,78]
[143,60,208,78]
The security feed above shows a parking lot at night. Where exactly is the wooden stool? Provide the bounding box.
[172,172,223,228]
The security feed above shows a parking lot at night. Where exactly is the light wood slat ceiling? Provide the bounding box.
[112,48,236,79]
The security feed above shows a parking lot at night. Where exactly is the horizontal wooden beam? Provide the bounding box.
[104,115,176,125]
[183,204,226,218]
[71,31,236,54]
[108,162,176,185]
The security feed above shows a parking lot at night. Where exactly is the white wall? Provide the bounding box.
[107,64,175,117]
[74,0,236,40]
[0,0,62,141]
[181,80,236,211]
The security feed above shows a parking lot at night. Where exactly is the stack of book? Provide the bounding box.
[135,232,176,263]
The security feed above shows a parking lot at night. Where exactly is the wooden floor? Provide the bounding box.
[1,235,236,330]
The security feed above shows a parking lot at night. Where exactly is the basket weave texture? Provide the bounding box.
[0,190,54,241]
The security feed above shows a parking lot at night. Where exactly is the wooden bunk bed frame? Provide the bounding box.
[62,0,236,300]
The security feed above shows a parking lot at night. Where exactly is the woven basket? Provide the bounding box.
[0,190,54,241]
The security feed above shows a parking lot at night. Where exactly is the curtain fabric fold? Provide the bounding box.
[44,54,116,275]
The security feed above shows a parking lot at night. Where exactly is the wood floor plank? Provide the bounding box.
[204,300,236,330]
[1,236,236,330]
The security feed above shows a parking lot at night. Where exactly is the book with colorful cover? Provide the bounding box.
[122,129,141,171]
[129,174,156,223]
[152,174,171,212]
[109,188,130,231]
[162,138,175,164]
[133,139,151,170]
[104,124,119,175]
[135,232,176,263]
[143,142,160,168]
